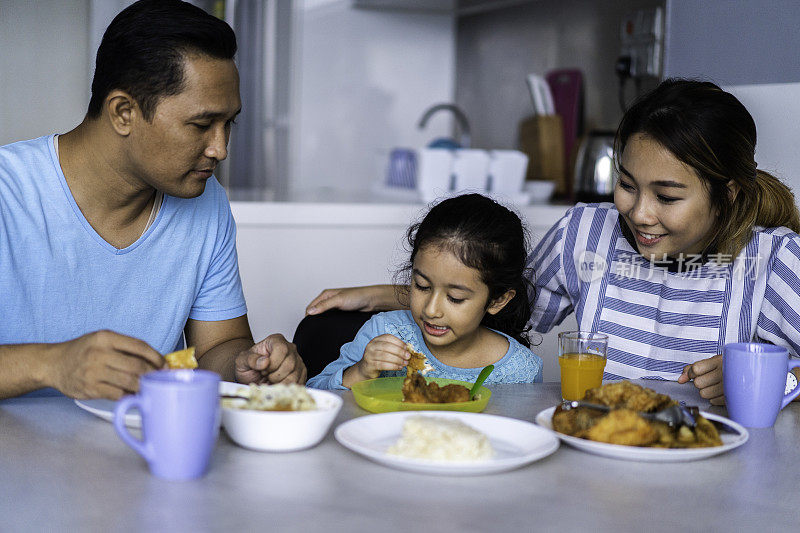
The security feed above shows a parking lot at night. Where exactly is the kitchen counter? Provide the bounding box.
[1,381,797,532]
[230,198,572,226]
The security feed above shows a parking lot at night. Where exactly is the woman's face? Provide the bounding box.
[614,133,718,260]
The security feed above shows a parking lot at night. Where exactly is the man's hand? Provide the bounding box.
[235,334,307,385]
[52,330,164,400]
[305,285,400,316]
[678,354,724,405]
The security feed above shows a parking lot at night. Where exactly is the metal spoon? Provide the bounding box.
[469,364,494,400]
[220,394,249,402]
[562,400,698,428]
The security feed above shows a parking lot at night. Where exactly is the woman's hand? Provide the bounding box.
[305,285,402,316]
[678,354,724,405]
[342,334,409,388]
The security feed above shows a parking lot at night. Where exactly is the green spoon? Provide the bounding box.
[469,364,494,400]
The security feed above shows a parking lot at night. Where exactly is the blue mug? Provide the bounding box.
[114,369,221,480]
[386,148,417,189]
[723,343,800,428]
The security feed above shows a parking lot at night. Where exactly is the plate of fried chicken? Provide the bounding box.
[351,344,491,413]
[534,381,748,462]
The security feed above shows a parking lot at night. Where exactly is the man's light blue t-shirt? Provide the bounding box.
[307,310,543,389]
[0,135,247,355]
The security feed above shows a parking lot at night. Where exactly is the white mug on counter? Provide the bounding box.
[416,148,454,201]
[413,148,530,203]
[488,150,529,195]
[452,149,491,191]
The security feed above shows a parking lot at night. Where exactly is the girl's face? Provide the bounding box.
[614,133,718,260]
[409,245,508,353]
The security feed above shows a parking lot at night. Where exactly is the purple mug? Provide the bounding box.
[723,343,800,428]
[114,370,221,480]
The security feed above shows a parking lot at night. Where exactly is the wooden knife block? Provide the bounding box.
[518,115,567,196]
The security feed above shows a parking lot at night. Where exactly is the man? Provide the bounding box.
[0,0,305,400]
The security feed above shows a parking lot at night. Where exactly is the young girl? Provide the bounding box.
[304,79,800,404]
[306,193,543,389]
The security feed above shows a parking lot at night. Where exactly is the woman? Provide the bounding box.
[304,79,800,405]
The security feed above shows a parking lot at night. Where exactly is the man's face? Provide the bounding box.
[126,54,241,198]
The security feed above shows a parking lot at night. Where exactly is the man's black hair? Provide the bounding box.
[87,0,237,121]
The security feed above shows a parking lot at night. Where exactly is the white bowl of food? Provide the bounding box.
[221,383,343,452]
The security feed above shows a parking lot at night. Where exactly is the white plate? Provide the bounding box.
[74,381,244,428]
[334,411,559,476]
[534,406,748,462]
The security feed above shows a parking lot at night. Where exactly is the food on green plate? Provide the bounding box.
[387,415,493,461]
[401,343,470,403]
[224,383,317,412]
[402,373,471,403]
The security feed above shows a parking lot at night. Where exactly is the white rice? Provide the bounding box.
[227,383,317,411]
[387,415,494,461]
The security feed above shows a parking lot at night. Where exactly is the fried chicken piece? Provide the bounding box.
[552,404,606,436]
[405,343,430,377]
[402,372,431,403]
[435,383,470,403]
[554,403,661,445]
[583,380,673,412]
[585,409,661,446]
[401,372,470,403]
[164,346,198,369]
[672,416,723,448]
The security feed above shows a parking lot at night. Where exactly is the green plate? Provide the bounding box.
[351,376,491,413]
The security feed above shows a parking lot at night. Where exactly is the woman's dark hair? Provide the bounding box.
[87,0,237,121]
[615,77,800,259]
[395,193,534,347]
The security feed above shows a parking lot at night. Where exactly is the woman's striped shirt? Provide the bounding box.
[527,203,800,380]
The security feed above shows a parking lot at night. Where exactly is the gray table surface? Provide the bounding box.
[1,381,797,532]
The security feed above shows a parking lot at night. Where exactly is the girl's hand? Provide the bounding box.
[342,334,410,387]
[678,354,724,405]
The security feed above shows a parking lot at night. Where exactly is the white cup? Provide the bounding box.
[451,149,490,192]
[489,150,528,194]
[416,148,454,202]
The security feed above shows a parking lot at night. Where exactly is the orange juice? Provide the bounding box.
[558,352,606,401]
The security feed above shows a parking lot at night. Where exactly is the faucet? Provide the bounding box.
[417,103,471,149]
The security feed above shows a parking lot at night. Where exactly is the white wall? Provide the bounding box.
[726,83,800,197]
[291,1,456,197]
[0,0,90,145]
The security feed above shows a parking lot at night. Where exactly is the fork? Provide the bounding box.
[562,401,697,428]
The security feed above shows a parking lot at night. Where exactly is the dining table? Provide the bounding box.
[1,380,797,532]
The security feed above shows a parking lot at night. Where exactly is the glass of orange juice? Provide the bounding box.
[558,331,608,401]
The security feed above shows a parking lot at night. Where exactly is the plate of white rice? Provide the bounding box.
[334,411,559,475]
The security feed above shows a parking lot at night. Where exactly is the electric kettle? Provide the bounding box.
[573,130,618,203]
